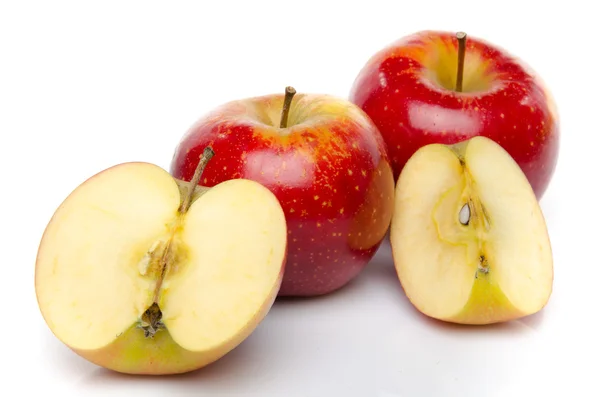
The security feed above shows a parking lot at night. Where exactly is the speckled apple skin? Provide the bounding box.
[349,30,559,199]
[170,93,395,297]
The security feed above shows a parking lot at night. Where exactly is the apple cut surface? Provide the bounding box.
[390,136,553,324]
[35,162,287,373]
[161,179,286,351]
[35,162,179,351]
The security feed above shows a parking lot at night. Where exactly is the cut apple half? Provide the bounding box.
[390,136,553,325]
[35,147,287,374]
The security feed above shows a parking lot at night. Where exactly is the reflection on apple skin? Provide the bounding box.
[244,149,316,190]
[408,101,482,138]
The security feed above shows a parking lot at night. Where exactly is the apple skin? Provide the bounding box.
[170,93,395,297]
[349,30,559,199]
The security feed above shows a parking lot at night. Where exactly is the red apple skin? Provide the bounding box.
[349,30,559,199]
[170,93,395,297]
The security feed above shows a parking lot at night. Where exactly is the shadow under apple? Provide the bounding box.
[41,327,99,377]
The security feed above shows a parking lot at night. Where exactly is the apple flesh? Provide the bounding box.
[390,136,553,324]
[35,156,287,374]
[170,89,395,297]
[349,30,559,199]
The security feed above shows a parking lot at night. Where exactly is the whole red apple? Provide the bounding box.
[349,30,559,199]
[170,87,395,297]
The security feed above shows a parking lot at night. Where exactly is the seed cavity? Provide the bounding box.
[459,203,470,225]
[137,255,151,276]
[137,240,164,276]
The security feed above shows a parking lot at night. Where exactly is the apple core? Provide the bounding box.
[134,146,215,338]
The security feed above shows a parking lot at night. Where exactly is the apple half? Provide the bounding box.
[390,136,553,324]
[35,148,287,374]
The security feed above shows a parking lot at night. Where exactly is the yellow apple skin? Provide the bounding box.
[43,268,283,375]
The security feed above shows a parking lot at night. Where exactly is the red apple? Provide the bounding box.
[349,30,559,199]
[170,87,395,297]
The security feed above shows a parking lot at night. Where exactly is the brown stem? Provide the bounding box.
[178,146,215,214]
[455,31,467,92]
[139,146,215,337]
[279,86,296,128]
[152,239,173,303]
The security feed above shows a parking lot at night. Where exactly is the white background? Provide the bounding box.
[1,1,597,396]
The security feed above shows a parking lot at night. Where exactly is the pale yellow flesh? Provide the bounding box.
[162,179,286,351]
[35,162,287,352]
[390,136,553,324]
[35,163,179,350]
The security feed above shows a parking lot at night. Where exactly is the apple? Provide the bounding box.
[170,87,395,297]
[390,136,553,325]
[35,147,288,375]
[349,30,559,199]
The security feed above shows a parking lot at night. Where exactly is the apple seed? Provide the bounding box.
[459,203,470,225]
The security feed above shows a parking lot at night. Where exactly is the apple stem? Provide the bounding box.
[140,146,215,337]
[279,86,297,128]
[455,31,467,92]
[179,146,215,215]
[152,238,174,302]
